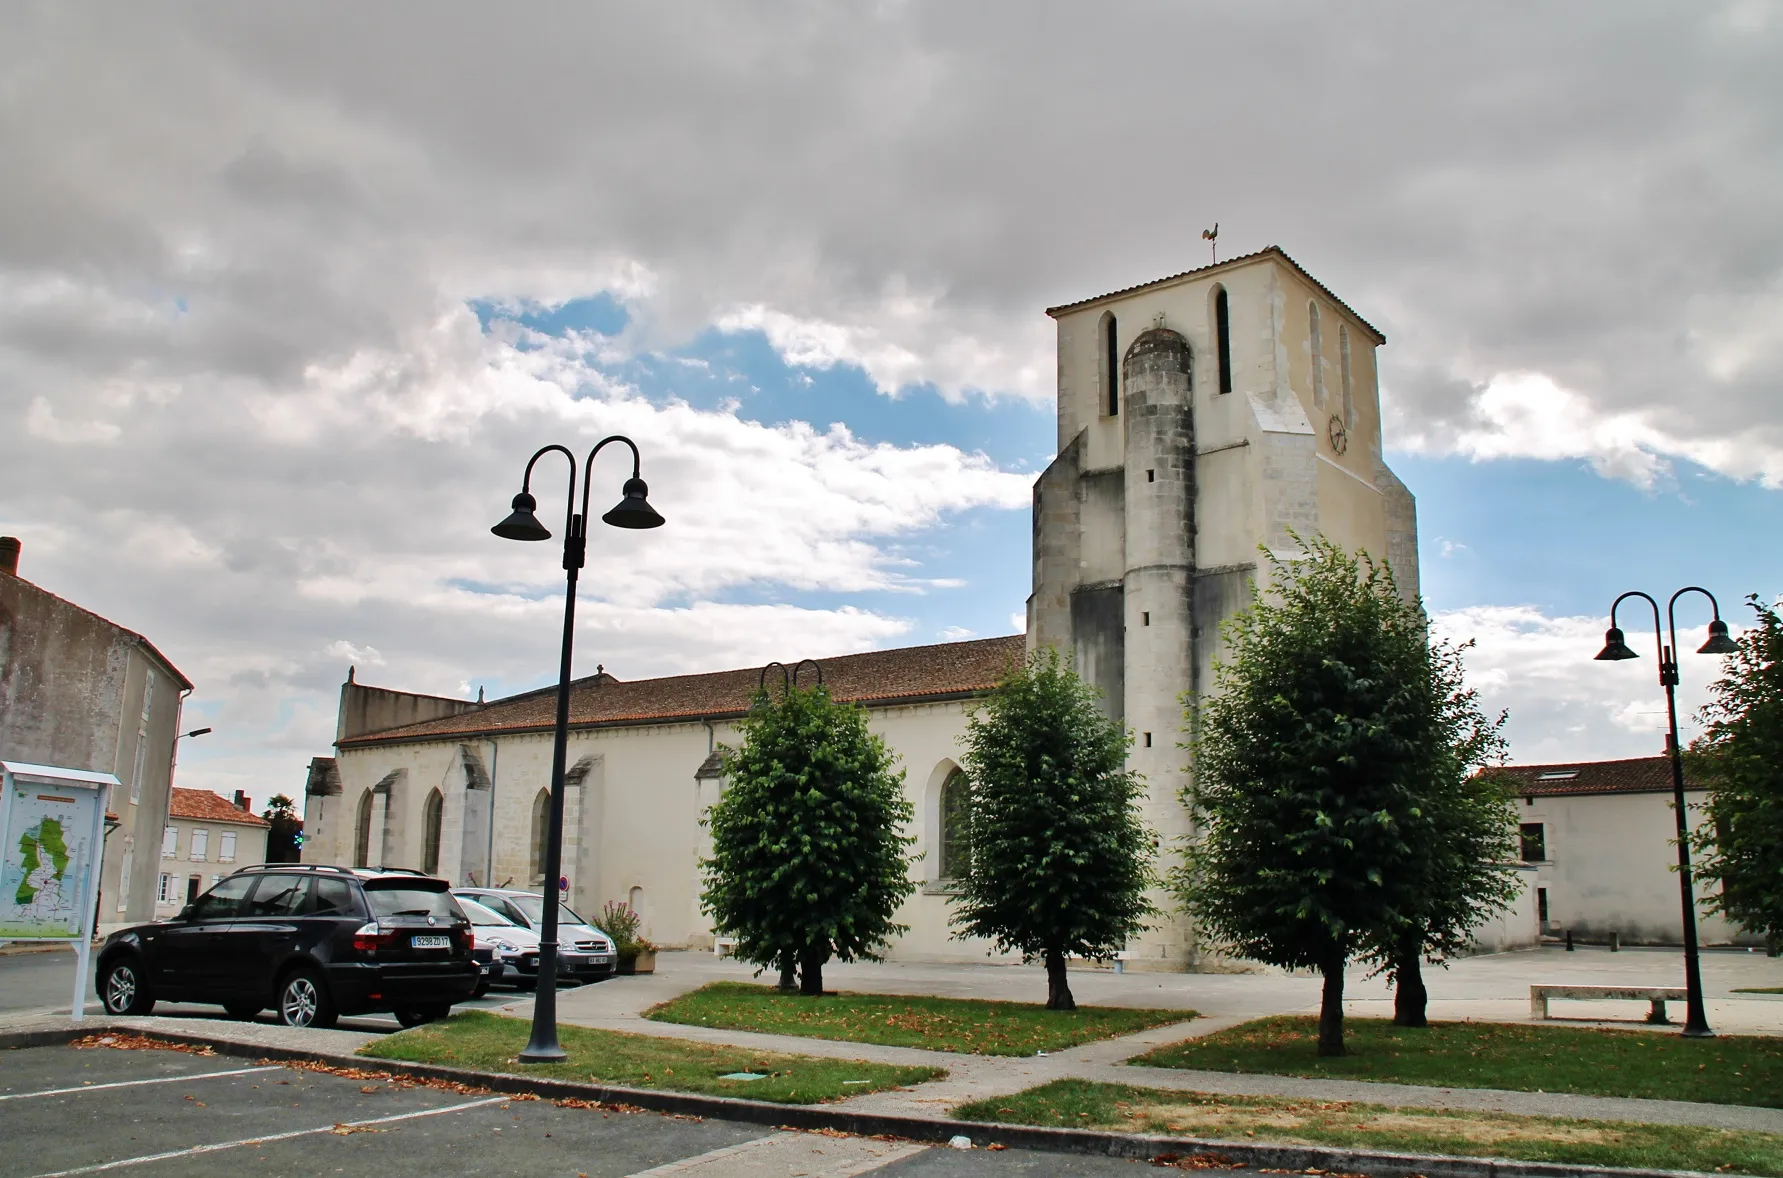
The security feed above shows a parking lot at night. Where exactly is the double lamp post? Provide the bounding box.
[490,436,664,1064]
[1594,586,1738,1039]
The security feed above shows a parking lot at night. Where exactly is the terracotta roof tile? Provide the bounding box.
[168,787,270,826]
[1043,245,1387,345]
[340,635,1027,748]
[1489,756,1681,797]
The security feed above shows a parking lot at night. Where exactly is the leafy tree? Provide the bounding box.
[953,648,1156,1011]
[1689,595,1783,949]
[1176,536,1509,1055]
[1377,643,1519,1027]
[701,684,916,995]
[262,793,303,863]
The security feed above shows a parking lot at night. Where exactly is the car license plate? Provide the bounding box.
[411,935,450,949]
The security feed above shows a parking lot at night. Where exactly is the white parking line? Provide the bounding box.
[624,1130,928,1177]
[27,1095,510,1177]
[0,1066,285,1102]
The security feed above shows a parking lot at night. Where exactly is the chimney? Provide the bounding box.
[234,789,250,812]
[0,536,18,577]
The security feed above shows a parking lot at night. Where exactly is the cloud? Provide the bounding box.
[3,2,1781,804]
[1431,604,1737,764]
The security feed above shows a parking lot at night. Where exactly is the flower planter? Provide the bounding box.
[618,949,656,975]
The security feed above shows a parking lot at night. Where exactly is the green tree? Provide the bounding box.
[701,684,917,995]
[1175,536,1487,1056]
[1377,640,1519,1027]
[1689,595,1783,949]
[953,648,1156,1011]
[263,793,303,863]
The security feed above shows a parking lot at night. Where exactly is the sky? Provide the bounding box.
[1,3,1779,811]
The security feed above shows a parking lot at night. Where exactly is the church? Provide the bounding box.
[301,246,1424,969]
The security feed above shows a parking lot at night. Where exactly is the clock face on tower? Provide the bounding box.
[1327,413,1348,455]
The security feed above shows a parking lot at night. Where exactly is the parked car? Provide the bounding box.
[451,888,616,981]
[96,865,481,1029]
[456,897,555,993]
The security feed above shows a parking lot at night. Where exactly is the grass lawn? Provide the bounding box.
[357,1009,941,1104]
[1735,988,1783,995]
[1132,1015,1783,1107]
[643,981,1193,1056]
[955,1079,1783,1176]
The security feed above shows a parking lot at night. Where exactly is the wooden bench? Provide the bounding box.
[1530,985,1688,1024]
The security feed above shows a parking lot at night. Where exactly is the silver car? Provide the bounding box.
[451,888,616,981]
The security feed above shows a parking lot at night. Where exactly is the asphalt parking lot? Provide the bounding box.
[0,1042,1240,1177]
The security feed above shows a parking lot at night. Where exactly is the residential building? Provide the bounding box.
[0,537,194,932]
[155,788,270,915]
[1495,756,1761,947]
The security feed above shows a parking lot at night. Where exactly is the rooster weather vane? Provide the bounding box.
[1202,222,1219,264]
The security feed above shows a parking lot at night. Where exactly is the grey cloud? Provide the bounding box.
[3,1,1780,802]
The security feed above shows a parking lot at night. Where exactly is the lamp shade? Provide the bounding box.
[491,491,552,541]
[1698,619,1740,656]
[1594,626,1638,661]
[601,476,665,530]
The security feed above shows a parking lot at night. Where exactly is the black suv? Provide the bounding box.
[96,865,480,1028]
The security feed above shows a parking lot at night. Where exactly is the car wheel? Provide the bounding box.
[223,1002,262,1020]
[276,967,337,1029]
[470,979,490,999]
[99,957,155,1016]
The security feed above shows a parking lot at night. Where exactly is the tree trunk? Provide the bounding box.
[1393,942,1428,1028]
[1044,948,1076,1011]
[777,953,797,994]
[798,947,825,996]
[1317,955,1346,1057]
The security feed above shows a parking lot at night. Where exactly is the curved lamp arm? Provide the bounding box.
[1669,586,1737,657]
[579,435,643,522]
[521,443,581,541]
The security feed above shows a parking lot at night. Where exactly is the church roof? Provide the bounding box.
[337,634,1027,749]
[1044,245,1387,345]
[1490,756,1682,797]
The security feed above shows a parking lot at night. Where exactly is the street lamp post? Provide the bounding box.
[1594,587,1739,1039]
[491,436,664,1064]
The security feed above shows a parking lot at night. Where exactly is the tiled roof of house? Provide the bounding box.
[1043,245,1387,345]
[168,787,270,826]
[1490,756,1682,797]
[339,635,1028,748]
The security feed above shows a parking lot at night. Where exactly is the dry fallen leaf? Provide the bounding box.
[329,1124,384,1136]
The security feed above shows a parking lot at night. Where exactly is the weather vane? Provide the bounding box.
[1202,222,1219,264]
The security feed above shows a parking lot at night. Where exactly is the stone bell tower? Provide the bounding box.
[1027,246,1420,970]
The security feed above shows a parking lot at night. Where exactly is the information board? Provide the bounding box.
[0,761,116,1021]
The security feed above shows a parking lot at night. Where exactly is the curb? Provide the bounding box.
[0,1023,1728,1178]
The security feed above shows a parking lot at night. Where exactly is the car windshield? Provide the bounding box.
[456,898,517,927]
[364,883,465,921]
[506,893,589,927]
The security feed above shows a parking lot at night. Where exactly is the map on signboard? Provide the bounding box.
[0,786,99,939]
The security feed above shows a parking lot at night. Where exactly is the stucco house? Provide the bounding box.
[0,537,195,933]
[1495,756,1761,947]
[156,787,271,916]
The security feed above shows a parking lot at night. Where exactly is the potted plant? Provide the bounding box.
[599,901,657,975]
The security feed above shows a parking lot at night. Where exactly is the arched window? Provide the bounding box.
[529,788,551,885]
[1339,323,1354,427]
[420,789,444,876]
[352,791,373,869]
[1307,301,1324,407]
[1101,312,1119,416]
[1213,287,1232,394]
[939,770,971,880]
